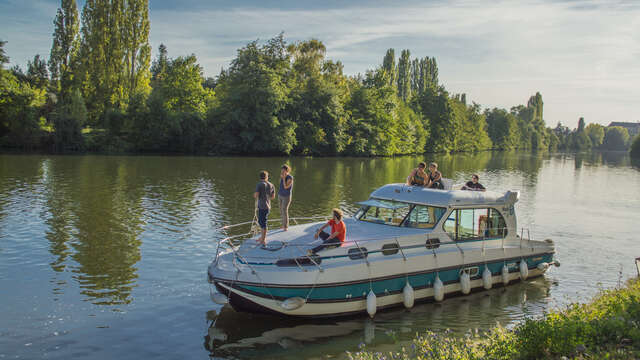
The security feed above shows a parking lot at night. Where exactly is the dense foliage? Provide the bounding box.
[0,1,634,155]
[631,134,640,158]
[349,278,640,360]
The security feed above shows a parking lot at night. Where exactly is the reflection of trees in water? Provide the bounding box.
[42,157,75,273]
[69,156,145,305]
[203,277,553,360]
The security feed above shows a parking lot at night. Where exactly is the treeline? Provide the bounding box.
[552,117,636,152]
[1,0,637,156]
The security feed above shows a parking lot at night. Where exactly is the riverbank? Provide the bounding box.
[348,278,640,360]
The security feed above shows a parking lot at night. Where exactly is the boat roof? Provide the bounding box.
[369,183,519,208]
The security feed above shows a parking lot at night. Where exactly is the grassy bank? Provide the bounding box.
[349,279,640,360]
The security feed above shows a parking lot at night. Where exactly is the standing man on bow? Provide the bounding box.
[254,170,275,244]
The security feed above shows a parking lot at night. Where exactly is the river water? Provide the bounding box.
[0,152,638,359]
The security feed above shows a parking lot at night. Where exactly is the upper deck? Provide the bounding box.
[369,183,519,208]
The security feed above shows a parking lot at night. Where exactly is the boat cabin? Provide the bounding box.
[355,183,519,243]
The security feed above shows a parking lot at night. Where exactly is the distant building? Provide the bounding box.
[608,122,640,138]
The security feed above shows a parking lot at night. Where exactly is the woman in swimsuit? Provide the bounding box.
[407,162,428,186]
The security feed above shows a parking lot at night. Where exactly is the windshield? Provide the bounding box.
[355,199,446,228]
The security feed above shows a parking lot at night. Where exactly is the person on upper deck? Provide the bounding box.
[309,208,346,254]
[253,170,275,244]
[426,162,444,189]
[461,174,486,191]
[406,162,429,187]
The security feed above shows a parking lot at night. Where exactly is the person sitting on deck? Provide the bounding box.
[461,174,486,191]
[309,208,347,254]
[426,162,444,189]
[406,162,428,187]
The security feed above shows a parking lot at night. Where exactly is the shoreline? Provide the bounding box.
[348,278,640,360]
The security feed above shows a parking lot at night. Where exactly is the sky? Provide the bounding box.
[1,0,639,128]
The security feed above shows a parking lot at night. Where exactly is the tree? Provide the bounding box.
[396,49,411,102]
[79,0,148,123]
[0,39,9,69]
[160,54,214,115]
[412,85,457,152]
[602,126,630,151]
[567,117,591,150]
[151,43,169,81]
[381,49,396,88]
[630,134,640,158]
[123,0,151,97]
[49,0,80,103]
[0,70,47,147]
[411,56,438,95]
[285,39,349,155]
[214,35,295,154]
[52,88,86,150]
[585,123,605,148]
[27,54,49,89]
[486,108,520,150]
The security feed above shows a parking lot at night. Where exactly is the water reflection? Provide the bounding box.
[204,278,554,359]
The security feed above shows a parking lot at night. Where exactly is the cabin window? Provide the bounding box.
[356,199,411,226]
[444,208,508,241]
[348,247,368,260]
[402,205,447,228]
[381,243,399,255]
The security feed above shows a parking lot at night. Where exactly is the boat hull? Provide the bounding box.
[210,253,554,317]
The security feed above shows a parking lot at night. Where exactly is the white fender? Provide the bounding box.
[460,271,471,295]
[402,282,415,309]
[434,275,444,301]
[482,266,493,290]
[280,297,306,311]
[502,265,510,286]
[537,262,550,271]
[519,260,529,280]
[366,290,377,318]
[210,289,228,305]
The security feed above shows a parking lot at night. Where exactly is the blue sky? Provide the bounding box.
[1,0,638,128]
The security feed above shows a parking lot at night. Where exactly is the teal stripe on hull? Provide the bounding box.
[236,254,553,301]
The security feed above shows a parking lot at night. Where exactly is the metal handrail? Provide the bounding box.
[221,233,535,263]
[212,221,535,268]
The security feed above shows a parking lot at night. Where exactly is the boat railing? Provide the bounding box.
[212,215,330,265]
[213,224,535,268]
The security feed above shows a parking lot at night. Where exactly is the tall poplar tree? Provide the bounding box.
[0,40,8,69]
[381,49,396,88]
[27,55,49,89]
[396,49,411,102]
[123,0,151,96]
[49,0,80,103]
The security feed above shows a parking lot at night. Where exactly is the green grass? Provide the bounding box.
[348,279,640,360]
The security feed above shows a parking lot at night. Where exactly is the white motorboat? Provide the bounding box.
[207,183,558,318]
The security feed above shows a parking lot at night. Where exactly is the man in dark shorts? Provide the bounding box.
[461,174,486,191]
[253,170,275,244]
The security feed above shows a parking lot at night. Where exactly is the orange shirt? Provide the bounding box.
[328,219,346,242]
